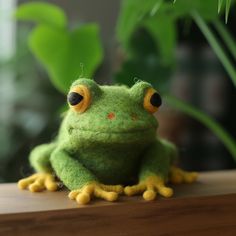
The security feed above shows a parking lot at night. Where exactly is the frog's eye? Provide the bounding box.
[67,85,91,113]
[143,88,162,113]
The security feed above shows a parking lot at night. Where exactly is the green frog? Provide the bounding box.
[18,78,197,204]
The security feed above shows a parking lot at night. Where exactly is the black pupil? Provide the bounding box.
[68,92,83,106]
[150,93,162,107]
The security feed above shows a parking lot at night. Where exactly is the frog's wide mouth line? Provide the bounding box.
[69,126,156,136]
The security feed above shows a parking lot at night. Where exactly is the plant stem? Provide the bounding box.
[192,11,236,87]
[214,19,236,61]
[165,95,236,160]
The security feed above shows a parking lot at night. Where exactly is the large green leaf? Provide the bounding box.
[15,2,67,28]
[114,55,172,92]
[114,29,173,91]
[171,0,219,20]
[117,0,220,47]
[144,16,176,65]
[29,24,103,93]
[117,0,163,47]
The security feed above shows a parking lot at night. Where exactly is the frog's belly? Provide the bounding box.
[93,160,139,184]
[77,151,142,185]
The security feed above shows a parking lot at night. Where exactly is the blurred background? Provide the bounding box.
[0,0,236,183]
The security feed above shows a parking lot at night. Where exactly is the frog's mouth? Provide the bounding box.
[69,126,155,134]
[68,126,156,143]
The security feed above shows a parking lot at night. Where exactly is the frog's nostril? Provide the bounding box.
[107,112,116,120]
[131,113,138,121]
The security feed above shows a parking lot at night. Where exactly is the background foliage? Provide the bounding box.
[16,2,104,93]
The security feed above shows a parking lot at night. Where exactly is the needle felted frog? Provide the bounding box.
[18,78,197,204]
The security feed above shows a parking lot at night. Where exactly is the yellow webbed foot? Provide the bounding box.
[68,183,123,205]
[124,176,173,201]
[169,166,198,184]
[18,173,58,192]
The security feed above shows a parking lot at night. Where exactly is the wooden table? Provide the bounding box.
[0,170,236,235]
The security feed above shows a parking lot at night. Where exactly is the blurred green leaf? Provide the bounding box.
[218,0,224,13]
[117,0,220,47]
[117,0,221,67]
[124,28,159,57]
[225,0,232,23]
[116,0,163,47]
[172,0,219,20]
[15,2,67,28]
[58,103,69,116]
[115,55,172,92]
[115,29,173,91]
[165,95,236,160]
[214,19,236,61]
[193,11,236,87]
[217,0,235,23]
[144,16,176,65]
[28,24,103,93]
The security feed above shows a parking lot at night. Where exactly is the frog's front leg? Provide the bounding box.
[124,139,176,201]
[50,148,123,204]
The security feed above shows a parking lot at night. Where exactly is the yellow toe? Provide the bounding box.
[191,172,198,181]
[46,182,58,191]
[124,184,145,196]
[124,186,133,196]
[68,190,80,200]
[184,172,198,183]
[115,185,124,194]
[29,183,44,192]
[18,180,28,189]
[170,174,183,184]
[143,190,156,201]
[100,184,124,194]
[106,192,118,202]
[76,193,91,205]
[159,187,173,198]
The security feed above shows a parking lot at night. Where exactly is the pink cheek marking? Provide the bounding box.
[107,112,116,120]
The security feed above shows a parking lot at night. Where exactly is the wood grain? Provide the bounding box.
[0,170,236,235]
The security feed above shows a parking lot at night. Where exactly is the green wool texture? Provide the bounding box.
[30,78,177,190]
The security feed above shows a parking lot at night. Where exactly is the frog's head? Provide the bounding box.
[65,78,162,145]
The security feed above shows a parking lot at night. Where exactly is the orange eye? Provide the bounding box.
[143,88,162,113]
[67,85,91,113]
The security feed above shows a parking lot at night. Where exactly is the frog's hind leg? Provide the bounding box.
[169,166,198,184]
[18,143,58,192]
